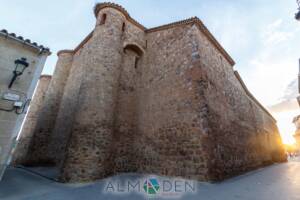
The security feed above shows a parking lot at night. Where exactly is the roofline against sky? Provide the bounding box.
[0,29,51,55]
[58,2,235,67]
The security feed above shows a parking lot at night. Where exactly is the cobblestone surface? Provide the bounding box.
[1,159,300,200]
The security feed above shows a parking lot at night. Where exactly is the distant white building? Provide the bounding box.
[293,115,300,149]
[293,59,300,149]
[0,29,50,180]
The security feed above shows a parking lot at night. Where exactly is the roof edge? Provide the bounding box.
[74,31,94,53]
[234,71,276,122]
[57,31,94,56]
[57,49,74,56]
[0,29,51,55]
[146,17,197,33]
[146,17,235,66]
[40,74,52,79]
[64,7,235,68]
[94,2,146,30]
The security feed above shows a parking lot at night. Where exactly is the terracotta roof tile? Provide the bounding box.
[0,29,51,54]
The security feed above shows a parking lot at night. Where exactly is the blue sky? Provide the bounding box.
[1,0,300,143]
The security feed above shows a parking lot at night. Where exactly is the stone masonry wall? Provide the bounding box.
[47,49,87,166]
[12,75,51,165]
[123,19,146,50]
[135,24,209,180]
[113,49,140,173]
[24,52,73,165]
[20,3,286,183]
[188,24,286,180]
[60,8,127,182]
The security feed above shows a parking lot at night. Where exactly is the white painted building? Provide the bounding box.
[0,29,50,180]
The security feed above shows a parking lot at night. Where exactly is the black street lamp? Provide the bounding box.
[8,58,29,88]
[296,0,300,20]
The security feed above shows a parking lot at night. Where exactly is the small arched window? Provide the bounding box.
[122,22,126,32]
[100,13,107,25]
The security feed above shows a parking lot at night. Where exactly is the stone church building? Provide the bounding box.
[13,2,286,182]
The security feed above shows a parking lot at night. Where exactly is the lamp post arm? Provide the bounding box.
[8,73,18,88]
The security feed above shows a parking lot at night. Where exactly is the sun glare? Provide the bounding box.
[270,110,298,145]
[277,119,297,145]
[281,134,296,145]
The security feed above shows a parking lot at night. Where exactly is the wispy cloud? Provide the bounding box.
[262,19,295,46]
[268,78,298,113]
[280,79,298,101]
[268,99,298,113]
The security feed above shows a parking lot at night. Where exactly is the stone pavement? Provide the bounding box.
[0,158,300,200]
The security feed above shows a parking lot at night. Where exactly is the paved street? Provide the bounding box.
[0,158,300,200]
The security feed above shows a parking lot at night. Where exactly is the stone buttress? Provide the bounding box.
[24,51,73,165]
[59,7,126,182]
[12,75,51,165]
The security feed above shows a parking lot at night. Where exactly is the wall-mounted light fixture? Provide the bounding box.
[8,58,29,88]
[296,0,300,20]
